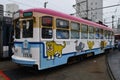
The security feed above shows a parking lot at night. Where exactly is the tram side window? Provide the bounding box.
[56,19,69,29]
[56,30,69,39]
[42,16,53,39]
[95,28,100,39]
[108,31,111,39]
[100,29,103,39]
[89,26,94,39]
[81,24,88,39]
[42,16,52,27]
[111,32,114,39]
[56,19,69,39]
[22,20,33,38]
[110,31,113,39]
[105,31,108,39]
[71,22,80,39]
[14,19,20,39]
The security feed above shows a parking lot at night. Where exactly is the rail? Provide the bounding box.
[105,50,116,80]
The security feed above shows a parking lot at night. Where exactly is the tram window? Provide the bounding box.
[71,22,80,30]
[108,31,111,39]
[110,32,113,39]
[81,24,88,39]
[110,32,112,39]
[56,29,69,39]
[95,28,100,39]
[42,28,52,39]
[81,33,88,39]
[22,20,33,38]
[111,32,114,39]
[42,16,53,26]
[105,31,108,39]
[89,26,94,39]
[71,31,79,39]
[81,24,88,32]
[89,26,94,33]
[100,29,103,39]
[89,33,94,39]
[71,22,80,39]
[15,19,20,39]
[56,19,69,29]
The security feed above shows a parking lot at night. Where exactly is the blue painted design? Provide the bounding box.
[14,42,44,47]
[13,41,113,70]
[22,40,30,54]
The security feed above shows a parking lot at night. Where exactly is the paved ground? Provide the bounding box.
[0,54,110,80]
[108,49,120,80]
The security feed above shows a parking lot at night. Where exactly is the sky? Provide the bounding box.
[0,0,120,27]
[0,0,75,14]
[103,0,120,27]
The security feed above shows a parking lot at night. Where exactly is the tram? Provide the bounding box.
[114,34,120,48]
[12,8,114,70]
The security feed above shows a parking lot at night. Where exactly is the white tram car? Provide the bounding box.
[12,8,114,70]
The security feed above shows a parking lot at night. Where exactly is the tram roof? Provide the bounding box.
[23,8,113,31]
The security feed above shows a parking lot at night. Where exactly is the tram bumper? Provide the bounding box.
[12,55,36,67]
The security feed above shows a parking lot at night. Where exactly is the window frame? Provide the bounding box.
[95,28,100,39]
[81,24,88,39]
[22,19,33,38]
[99,29,104,39]
[42,16,53,27]
[88,26,94,39]
[41,16,53,39]
[56,18,69,39]
[71,22,80,39]
[56,19,69,29]
[14,19,21,39]
[81,24,88,33]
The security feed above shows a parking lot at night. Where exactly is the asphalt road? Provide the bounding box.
[0,54,110,80]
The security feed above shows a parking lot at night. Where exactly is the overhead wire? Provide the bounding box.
[104,0,120,26]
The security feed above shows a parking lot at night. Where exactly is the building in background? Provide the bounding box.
[0,4,13,58]
[113,18,120,35]
[0,4,3,18]
[5,3,19,17]
[74,0,103,22]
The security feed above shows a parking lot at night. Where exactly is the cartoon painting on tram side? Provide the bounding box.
[46,41,66,60]
[100,41,107,50]
[74,40,85,52]
[87,41,94,50]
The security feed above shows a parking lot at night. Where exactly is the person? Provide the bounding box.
[117,40,120,51]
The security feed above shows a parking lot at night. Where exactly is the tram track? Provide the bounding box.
[105,50,116,80]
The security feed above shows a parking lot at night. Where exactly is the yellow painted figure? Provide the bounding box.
[87,41,94,50]
[46,41,66,60]
[100,41,107,49]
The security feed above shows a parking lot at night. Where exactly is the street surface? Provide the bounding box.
[108,49,120,80]
[0,54,110,80]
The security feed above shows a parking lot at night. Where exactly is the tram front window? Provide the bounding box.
[14,19,20,39]
[22,19,33,38]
